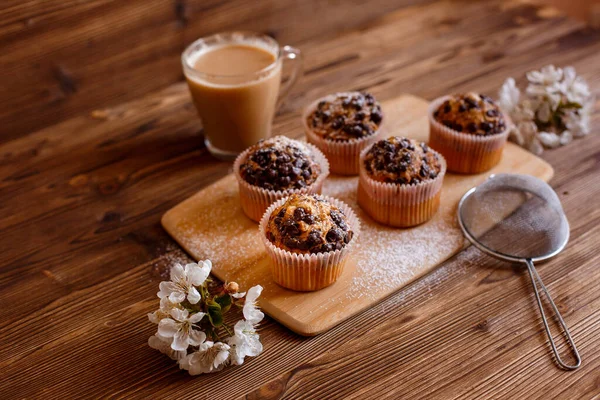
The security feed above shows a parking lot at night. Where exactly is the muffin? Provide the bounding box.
[234,136,329,222]
[428,93,510,174]
[358,137,446,227]
[259,194,360,291]
[303,92,384,175]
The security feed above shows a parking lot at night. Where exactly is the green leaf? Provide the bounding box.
[207,300,223,327]
[215,294,232,314]
[561,101,582,109]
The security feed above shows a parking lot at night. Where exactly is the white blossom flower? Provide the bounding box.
[508,125,524,146]
[179,342,230,375]
[528,137,544,155]
[158,261,211,305]
[243,285,264,324]
[158,308,206,351]
[231,292,246,299]
[499,77,520,113]
[562,67,591,105]
[563,108,591,137]
[148,333,187,361]
[538,132,560,148]
[560,130,573,146]
[527,65,563,86]
[227,320,263,366]
[148,297,182,324]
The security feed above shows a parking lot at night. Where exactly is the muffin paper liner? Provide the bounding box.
[259,195,361,292]
[303,92,384,176]
[357,145,447,228]
[234,143,330,222]
[428,96,510,174]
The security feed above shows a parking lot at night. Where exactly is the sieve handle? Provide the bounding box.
[525,259,581,370]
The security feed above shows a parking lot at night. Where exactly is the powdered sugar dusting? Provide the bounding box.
[167,173,467,302]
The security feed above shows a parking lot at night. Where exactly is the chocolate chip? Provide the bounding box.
[278,165,291,177]
[365,93,375,105]
[293,207,306,221]
[283,220,300,236]
[443,120,453,128]
[465,97,479,109]
[454,123,463,132]
[350,125,363,137]
[398,162,408,172]
[370,111,383,124]
[467,122,478,133]
[267,168,278,179]
[458,103,467,112]
[318,100,326,109]
[291,167,301,177]
[321,111,331,122]
[402,153,412,163]
[355,112,365,121]
[331,117,343,129]
[278,176,291,187]
[420,164,430,177]
[421,143,429,152]
[307,230,323,247]
[443,103,451,113]
[326,228,342,243]
[481,122,493,132]
[342,98,351,108]
[486,109,498,117]
[301,169,311,179]
[319,243,335,253]
[344,230,353,243]
[277,208,286,218]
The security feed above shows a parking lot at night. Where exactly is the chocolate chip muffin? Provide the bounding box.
[433,93,506,136]
[239,136,322,191]
[306,92,383,141]
[363,137,442,185]
[266,194,354,254]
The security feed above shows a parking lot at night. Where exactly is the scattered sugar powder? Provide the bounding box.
[168,174,468,304]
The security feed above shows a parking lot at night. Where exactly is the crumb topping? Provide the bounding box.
[266,194,353,254]
[307,92,383,141]
[434,93,506,136]
[364,137,442,184]
[240,136,321,191]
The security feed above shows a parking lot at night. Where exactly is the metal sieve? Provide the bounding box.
[458,173,581,370]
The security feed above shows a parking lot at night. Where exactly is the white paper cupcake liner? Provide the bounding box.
[234,142,330,222]
[357,145,447,227]
[303,92,384,175]
[259,195,361,291]
[428,95,510,174]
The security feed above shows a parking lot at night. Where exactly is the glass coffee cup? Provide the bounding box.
[182,31,303,160]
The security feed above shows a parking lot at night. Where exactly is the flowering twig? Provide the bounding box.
[148,260,264,375]
[498,65,594,155]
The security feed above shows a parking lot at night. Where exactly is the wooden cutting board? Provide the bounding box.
[161,94,553,336]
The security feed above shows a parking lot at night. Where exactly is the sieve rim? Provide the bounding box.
[457,176,570,263]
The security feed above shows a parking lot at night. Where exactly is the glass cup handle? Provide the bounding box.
[276,45,303,110]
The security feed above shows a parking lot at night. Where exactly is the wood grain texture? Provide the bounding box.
[0,0,434,142]
[1,0,600,398]
[161,94,553,336]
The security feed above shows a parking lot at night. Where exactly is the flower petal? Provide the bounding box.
[188,329,207,346]
[157,318,179,338]
[169,307,189,321]
[168,290,186,304]
[188,312,206,324]
[187,286,201,305]
[170,263,185,283]
[172,330,189,351]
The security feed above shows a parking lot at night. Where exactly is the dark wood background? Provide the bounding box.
[1,0,438,142]
[1,0,599,399]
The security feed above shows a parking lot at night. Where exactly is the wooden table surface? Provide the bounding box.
[1,0,599,399]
